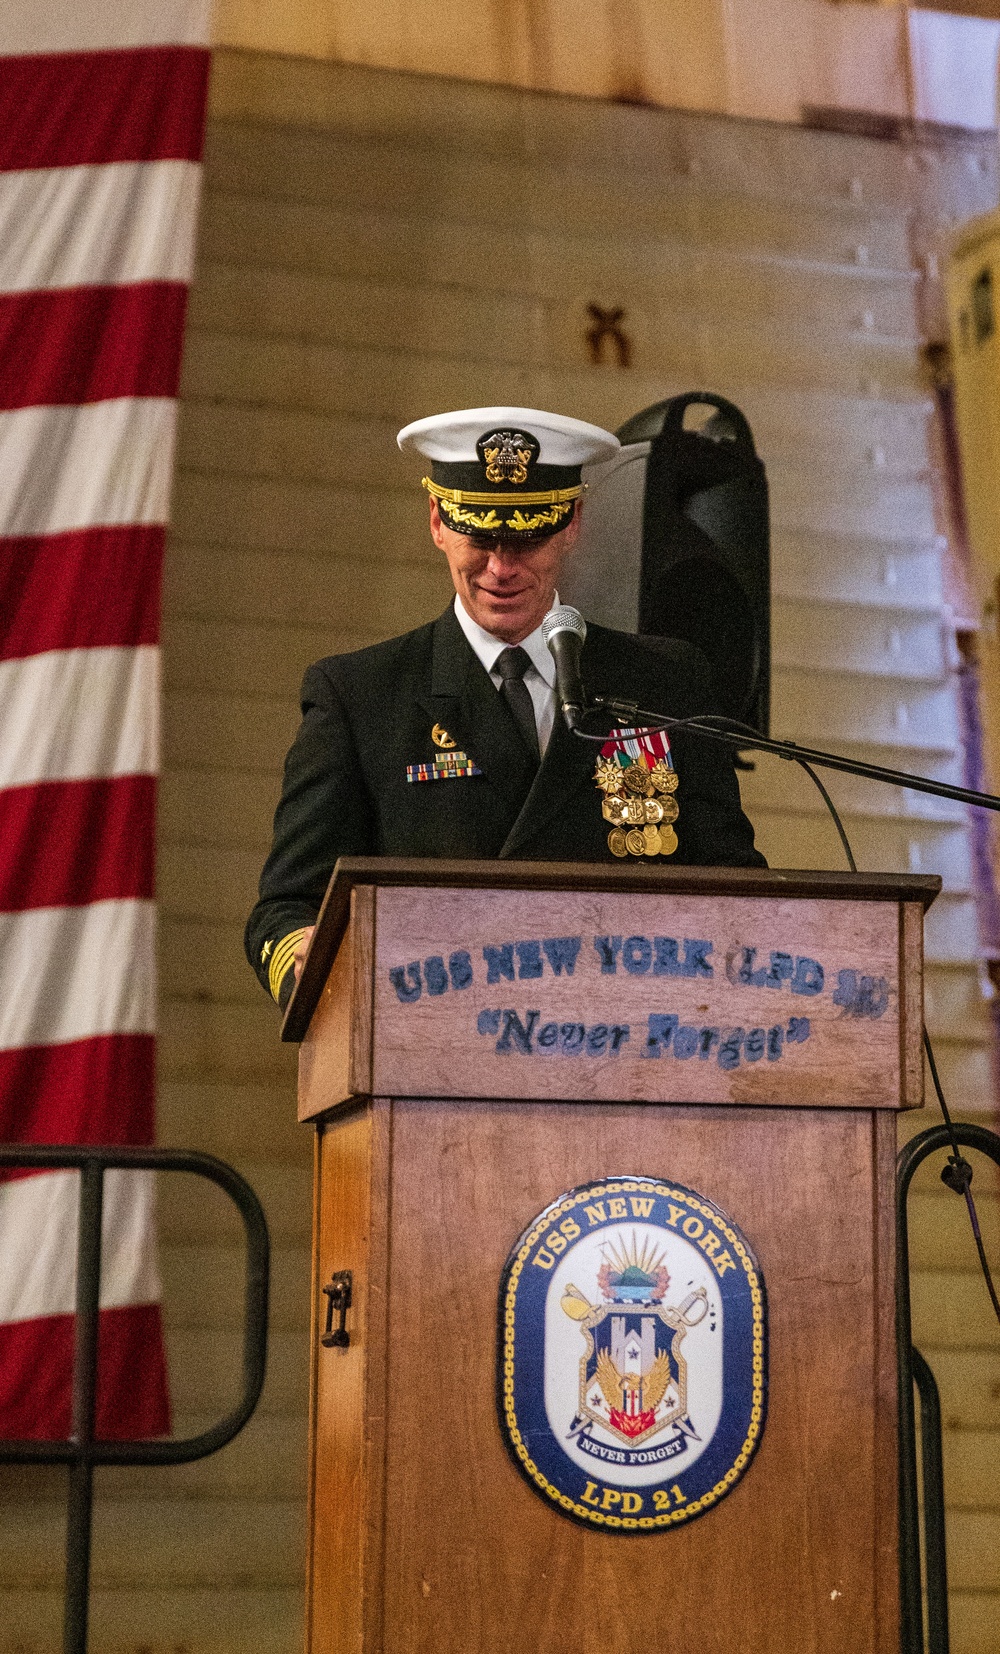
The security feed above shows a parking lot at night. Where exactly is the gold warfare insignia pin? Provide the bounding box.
[432,724,457,749]
[596,729,679,857]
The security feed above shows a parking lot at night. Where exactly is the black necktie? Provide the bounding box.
[495,646,540,762]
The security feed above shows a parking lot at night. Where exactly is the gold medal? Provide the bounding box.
[622,761,653,796]
[650,761,679,794]
[594,758,623,794]
[600,743,678,860]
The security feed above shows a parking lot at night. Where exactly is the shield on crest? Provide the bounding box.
[573,1231,706,1446]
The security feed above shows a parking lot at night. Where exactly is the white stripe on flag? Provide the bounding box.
[0,1168,161,1325]
[0,0,211,54]
[0,647,158,790]
[0,162,201,295]
[0,399,176,537]
[0,899,156,1052]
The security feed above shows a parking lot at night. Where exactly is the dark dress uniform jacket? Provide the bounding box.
[245,604,765,1003]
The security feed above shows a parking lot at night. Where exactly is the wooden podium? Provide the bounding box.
[285,859,938,1654]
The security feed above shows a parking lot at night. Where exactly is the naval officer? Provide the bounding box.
[246,407,765,1008]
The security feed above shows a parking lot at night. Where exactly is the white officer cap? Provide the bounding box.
[397,406,619,537]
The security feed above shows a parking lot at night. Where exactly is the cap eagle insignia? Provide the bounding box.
[481,431,534,485]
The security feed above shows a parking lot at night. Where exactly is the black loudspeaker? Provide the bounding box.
[564,392,771,736]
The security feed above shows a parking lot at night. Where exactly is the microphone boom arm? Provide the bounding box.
[584,696,1000,815]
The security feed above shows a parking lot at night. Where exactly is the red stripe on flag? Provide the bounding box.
[0,1303,170,1440]
[0,284,189,412]
[0,776,156,912]
[0,1035,155,1147]
[0,47,209,171]
[0,526,162,660]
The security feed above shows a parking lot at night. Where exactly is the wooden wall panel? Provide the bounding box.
[206,0,930,130]
[211,0,731,116]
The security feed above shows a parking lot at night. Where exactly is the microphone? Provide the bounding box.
[542,605,588,729]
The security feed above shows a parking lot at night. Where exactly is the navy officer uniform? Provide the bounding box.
[246,407,765,1007]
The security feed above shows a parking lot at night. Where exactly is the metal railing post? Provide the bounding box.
[64,1159,104,1654]
[912,1349,949,1654]
[0,1145,271,1654]
[897,1122,1000,1654]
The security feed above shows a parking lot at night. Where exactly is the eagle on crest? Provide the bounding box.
[594,1347,674,1414]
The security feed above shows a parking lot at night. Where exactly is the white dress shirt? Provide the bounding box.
[453,594,558,756]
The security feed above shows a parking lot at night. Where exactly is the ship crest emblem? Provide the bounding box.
[498,1176,767,1533]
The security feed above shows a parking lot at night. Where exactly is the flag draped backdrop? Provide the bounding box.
[0,0,211,1438]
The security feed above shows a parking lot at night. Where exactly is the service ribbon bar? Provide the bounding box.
[600,726,675,771]
[407,751,482,783]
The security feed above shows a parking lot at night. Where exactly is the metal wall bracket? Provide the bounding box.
[321,1270,353,1348]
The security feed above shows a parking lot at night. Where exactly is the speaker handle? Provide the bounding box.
[617,392,758,459]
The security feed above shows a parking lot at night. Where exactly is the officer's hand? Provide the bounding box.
[293,926,315,981]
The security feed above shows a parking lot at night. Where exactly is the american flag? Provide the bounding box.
[0,1,210,1437]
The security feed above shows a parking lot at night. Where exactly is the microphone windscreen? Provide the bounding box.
[541,606,587,648]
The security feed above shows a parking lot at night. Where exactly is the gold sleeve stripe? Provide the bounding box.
[422,477,584,507]
[268,928,308,1004]
[268,935,301,987]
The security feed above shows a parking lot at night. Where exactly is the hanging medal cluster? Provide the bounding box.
[594,727,679,858]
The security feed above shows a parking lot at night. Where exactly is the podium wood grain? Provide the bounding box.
[299,886,374,1122]
[370,886,916,1108]
[310,1097,899,1653]
[297,863,937,1654]
[306,1098,389,1654]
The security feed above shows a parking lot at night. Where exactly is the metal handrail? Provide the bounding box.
[912,1349,949,1654]
[0,1145,270,1654]
[897,1122,1000,1654]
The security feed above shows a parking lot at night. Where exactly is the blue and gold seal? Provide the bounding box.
[497,1175,766,1532]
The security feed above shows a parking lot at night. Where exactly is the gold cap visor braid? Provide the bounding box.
[423,476,583,535]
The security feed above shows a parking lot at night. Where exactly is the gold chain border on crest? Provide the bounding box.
[501,1178,765,1531]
